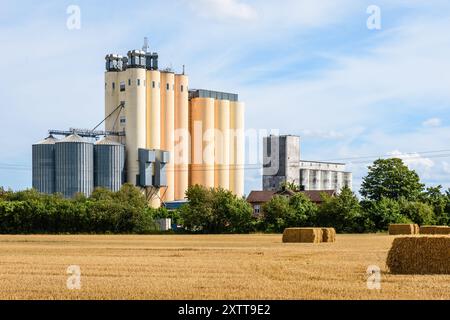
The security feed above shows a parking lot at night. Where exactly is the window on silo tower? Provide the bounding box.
[120,81,126,92]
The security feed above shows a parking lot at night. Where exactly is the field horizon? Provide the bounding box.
[0,234,448,300]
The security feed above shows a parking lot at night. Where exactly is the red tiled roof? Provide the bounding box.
[246,190,276,203]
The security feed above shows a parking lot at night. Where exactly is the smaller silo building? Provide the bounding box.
[55,134,94,198]
[32,135,58,194]
[94,138,125,192]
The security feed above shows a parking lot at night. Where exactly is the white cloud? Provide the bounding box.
[388,150,434,169]
[422,117,442,127]
[188,0,257,21]
[443,161,450,174]
[299,129,345,140]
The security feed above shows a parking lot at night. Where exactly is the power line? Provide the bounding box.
[321,149,450,162]
[2,148,450,172]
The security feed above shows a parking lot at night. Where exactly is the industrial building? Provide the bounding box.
[263,135,352,192]
[32,41,245,205]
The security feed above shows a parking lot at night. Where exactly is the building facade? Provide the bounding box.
[33,44,245,203]
[104,49,245,205]
[263,135,352,192]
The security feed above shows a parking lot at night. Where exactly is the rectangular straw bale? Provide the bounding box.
[321,228,336,242]
[420,226,450,235]
[387,236,450,274]
[388,224,416,235]
[282,228,322,243]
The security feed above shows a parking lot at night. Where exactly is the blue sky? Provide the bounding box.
[1,0,450,195]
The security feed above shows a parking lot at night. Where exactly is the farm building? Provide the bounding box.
[247,189,335,216]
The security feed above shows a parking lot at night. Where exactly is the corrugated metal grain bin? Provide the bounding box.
[94,137,125,191]
[32,135,58,194]
[55,134,94,198]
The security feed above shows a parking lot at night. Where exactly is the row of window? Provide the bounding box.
[300,162,342,169]
[107,81,185,93]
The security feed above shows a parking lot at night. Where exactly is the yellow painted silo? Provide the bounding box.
[174,74,189,200]
[160,71,175,202]
[124,68,147,185]
[146,70,161,149]
[104,71,119,133]
[146,69,161,207]
[214,99,230,190]
[229,101,245,197]
[190,98,215,188]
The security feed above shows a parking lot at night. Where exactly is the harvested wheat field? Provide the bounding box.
[0,234,449,300]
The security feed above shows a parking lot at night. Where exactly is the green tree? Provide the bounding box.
[179,185,214,232]
[315,187,362,233]
[399,200,435,225]
[261,195,292,233]
[287,193,317,227]
[179,185,253,233]
[360,158,424,201]
[420,186,449,225]
[361,197,411,231]
[280,181,301,192]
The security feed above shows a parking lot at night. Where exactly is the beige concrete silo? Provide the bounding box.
[174,74,189,200]
[146,70,161,149]
[123,68,147,185]
[190,97,215,188]
[214,99,230,189]
[229,101,245,197]
[104,71,119,133]
[160,71,175,202]
[146,69,161,207]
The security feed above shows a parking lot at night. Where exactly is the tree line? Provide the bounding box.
[0,158,449,234]
[179,158,449,233]
[0,184,167,234]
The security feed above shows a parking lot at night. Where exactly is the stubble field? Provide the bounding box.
[0,234,448,300]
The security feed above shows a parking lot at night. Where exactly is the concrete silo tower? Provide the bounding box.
[174,72,189,200]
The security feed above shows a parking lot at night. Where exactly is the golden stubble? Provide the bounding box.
[0,234,448,300]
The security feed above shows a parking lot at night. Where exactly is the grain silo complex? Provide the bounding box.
[32,40,245,205]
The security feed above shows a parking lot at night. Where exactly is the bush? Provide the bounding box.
[260,193,317,233]
[315,187,362,233]
[261,195,292,233]
[399,200,435,226]
[0,185,157,234]
[179,185,253,233]
[361,197,411,232]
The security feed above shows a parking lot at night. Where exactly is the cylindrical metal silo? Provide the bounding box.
[174,74,189,200]
[214,99,230,190]
[229,101,245,197]
[94,137,125,192]
[55,134,94,198]
[32,135,58,194]
[160,71,175,202]
[124,68,147,185]
[190,97,215,188]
